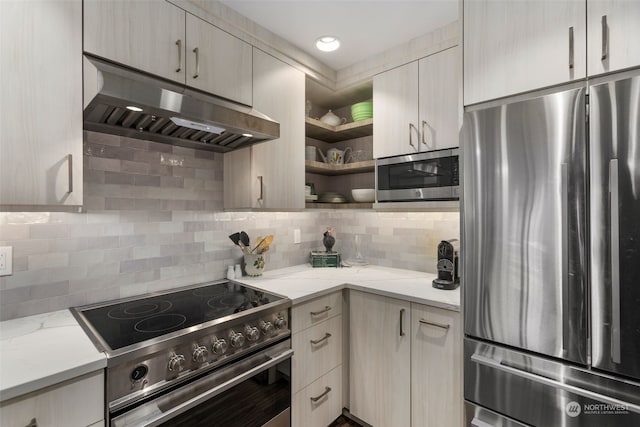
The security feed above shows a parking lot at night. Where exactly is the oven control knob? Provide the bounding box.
[259,320,274,336]
[245,325,260,342]
[212,338,228,355]
[274,315,288,330]
[168,353,186,372]
[229,331,245,348]
[192,345,209,363]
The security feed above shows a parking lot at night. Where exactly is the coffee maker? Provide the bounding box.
[432,239,460,290]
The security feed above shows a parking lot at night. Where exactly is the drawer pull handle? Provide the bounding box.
[419,319,450,330]
[310,306,331,316]
[310,386,332,402]
[310,333,331,345]
[25,418,38,427]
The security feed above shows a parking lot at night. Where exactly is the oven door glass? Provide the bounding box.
[378,155,459,191]
[111,343,292,427]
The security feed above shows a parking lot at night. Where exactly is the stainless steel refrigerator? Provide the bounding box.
[462,71,640,426]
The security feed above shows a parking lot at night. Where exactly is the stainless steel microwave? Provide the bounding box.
[376,148,460,202]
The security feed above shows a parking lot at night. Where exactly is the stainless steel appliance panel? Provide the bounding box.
[465,338,640,427]
[465,402,530,427]
[462,87,588,363]
[590,73,640,380]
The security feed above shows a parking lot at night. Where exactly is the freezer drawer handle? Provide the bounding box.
[471,353,640,413]
[419,319,450,330]
[609,159,621,364]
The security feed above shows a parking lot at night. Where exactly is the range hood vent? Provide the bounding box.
[83,56,279,152]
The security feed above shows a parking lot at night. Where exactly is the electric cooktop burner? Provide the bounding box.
[80,282,283,351]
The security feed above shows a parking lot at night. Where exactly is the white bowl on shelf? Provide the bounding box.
[351,188,375,203]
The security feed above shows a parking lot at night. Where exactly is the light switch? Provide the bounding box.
[0,246,12,276]
[293,229,301,244]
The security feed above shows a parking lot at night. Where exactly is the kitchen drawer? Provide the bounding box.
[291,291,342,334]
[292,365,343,427]
[292,314,342,393]
[0,370,104,427]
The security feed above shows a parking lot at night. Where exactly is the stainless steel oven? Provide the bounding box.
[376,148,460,202]
[72,280,292,427]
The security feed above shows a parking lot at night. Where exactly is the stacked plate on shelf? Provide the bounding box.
[317,192,348,203]
[351,101,373,121]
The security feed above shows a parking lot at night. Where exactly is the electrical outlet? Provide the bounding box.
[0,246,13,276]
[293,229,301,244]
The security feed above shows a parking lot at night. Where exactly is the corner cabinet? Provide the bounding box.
[223,49,305,209]
[463,0,586,105]
[83,0,253,105]
[587,1,640,77]
[373,47,459,159]
[349,290,462,427]
[0,371,104,427]
[0,0,83,208]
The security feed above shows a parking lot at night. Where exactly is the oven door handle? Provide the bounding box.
[112,348,294,427]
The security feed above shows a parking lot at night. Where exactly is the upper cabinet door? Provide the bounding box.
[0,0,83,207]
[587,0,640,76]
[373,61,420,159]
[250,49,305,209]
[418,47,460,150]
[464,0,586,105]
[186,14,253,105]
[83,0,186,84]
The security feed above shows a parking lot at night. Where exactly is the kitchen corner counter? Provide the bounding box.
[0,309,106,402]
[234,264,460,311]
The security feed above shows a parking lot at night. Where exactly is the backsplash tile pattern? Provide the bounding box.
[0,132,458,320]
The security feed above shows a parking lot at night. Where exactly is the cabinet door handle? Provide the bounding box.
[175,39,182,72]
[310,306,331,316]
[421,120,431,149]
[400,308,406,336]
[257,176,263,202]
[601,15,609,61]
[25,418,38,427]
[310,333,331,345]
[193,47,200,78]
[67,154,73,193]
[568,27,574,69]
[419,319,450,330]
[310,386,331,402]
[409,123,418,151]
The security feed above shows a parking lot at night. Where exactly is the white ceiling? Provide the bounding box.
[219,0,458,71]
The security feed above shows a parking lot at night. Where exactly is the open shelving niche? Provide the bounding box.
[304,80,375,209]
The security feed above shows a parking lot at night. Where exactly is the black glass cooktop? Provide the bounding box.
[80,282,283,351]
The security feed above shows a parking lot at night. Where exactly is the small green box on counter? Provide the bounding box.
[310,251,341,268]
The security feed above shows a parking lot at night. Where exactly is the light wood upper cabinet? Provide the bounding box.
[224,49,304,209]
[411,303,462,427]
[84,0,186,84]
[185,14,252,105]
[0,0,83,207]
[349,291,411,427]
[587,0,640,76]
[373,61,420,159]
[464,0,586,105]
[419,47,460,151]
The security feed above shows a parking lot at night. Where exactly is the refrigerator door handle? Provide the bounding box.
[470,353,640,413]
[609,159,621,364]
[560,163,569,354]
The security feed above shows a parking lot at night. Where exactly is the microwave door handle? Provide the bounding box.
[610,159,621,364]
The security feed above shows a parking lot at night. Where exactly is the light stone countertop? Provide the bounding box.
[0,264,458,403]
[233,264,460,311]
[0,309,106,402]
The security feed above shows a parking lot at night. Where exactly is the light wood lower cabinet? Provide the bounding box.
[411,303,462,427]
[349,291,411,427]
[0,370,104,427]
[293,366,343,427]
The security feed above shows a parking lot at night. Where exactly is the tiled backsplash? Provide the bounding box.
[0,132,458,320]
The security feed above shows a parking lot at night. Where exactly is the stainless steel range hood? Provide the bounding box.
[83,55,279,152]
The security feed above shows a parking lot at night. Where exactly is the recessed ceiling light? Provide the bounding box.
[242,133,253,137]
[126,105,143,112]
[315,36,340,52]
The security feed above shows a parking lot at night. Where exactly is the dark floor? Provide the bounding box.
[329,415,363,427]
